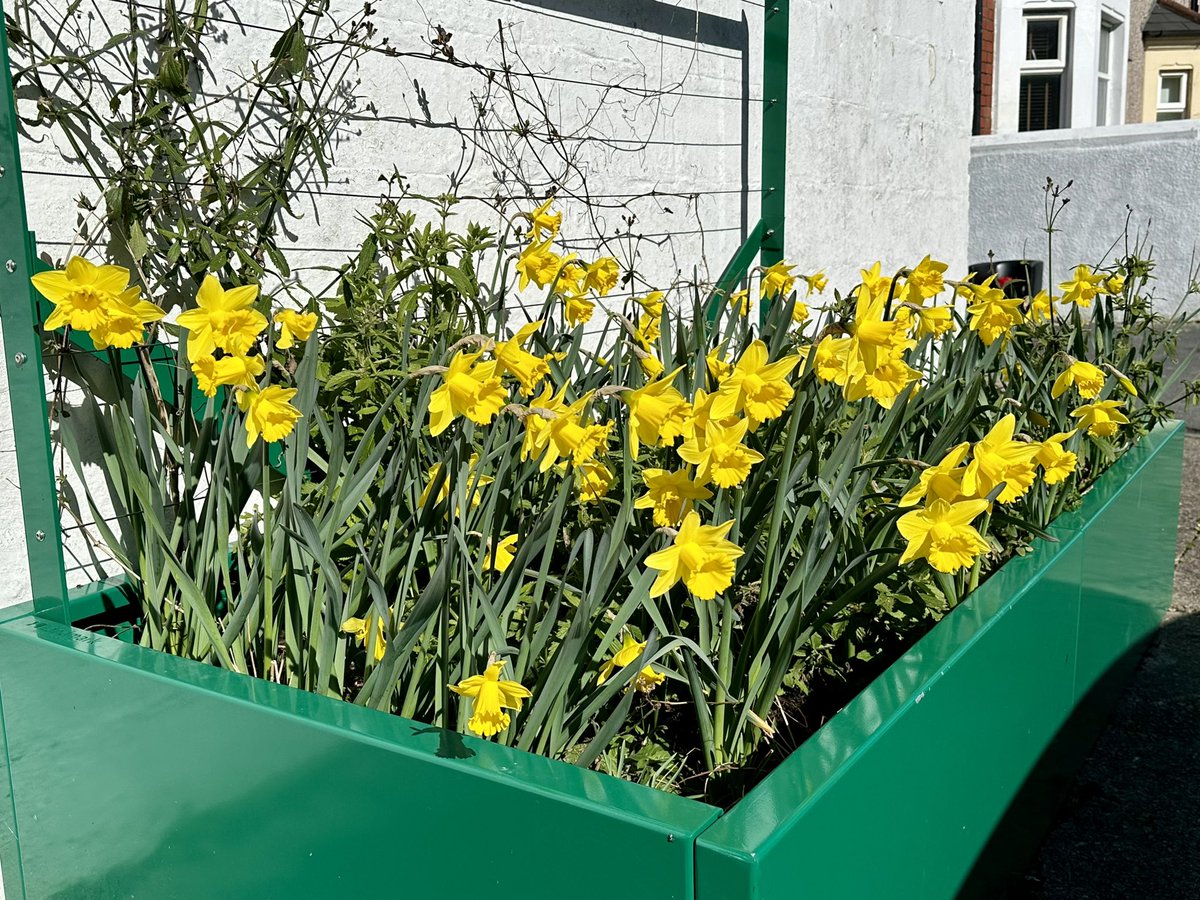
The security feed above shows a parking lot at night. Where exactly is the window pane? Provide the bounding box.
[1027,19,1060,61]
[1098,26,1112,75]
[1160,75,1183,105]
[1020,74,1062,131]
[1097,79,1109,125]
[1157,110,1185,121]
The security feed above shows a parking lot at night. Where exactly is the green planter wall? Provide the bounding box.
[0,422,1184,899]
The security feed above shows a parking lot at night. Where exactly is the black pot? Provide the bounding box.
[967,259,1043,299]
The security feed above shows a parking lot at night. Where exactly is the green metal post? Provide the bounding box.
[759,1,788,270]
[0,1,70,623]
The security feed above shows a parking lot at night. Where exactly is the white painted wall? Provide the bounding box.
[969,120,1200,313]
[0,0,975,608]
[994,0,1131,133]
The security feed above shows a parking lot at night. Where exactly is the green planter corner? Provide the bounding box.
[0,422,1184,899]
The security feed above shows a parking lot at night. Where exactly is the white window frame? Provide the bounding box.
[1157,70,1190,121]
[1096,17,1117,126]
[1022,13,1070,72]
[1020,11,1071,130]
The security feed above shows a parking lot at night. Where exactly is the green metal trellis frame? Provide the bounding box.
[0,0,789,618]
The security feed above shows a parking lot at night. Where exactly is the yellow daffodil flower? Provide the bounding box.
[494,320,550,395]
[846,288,914,377]
[636,291,664,318]
[273,309,318,349]
[899,255,948,304]
[760,260,797,299]
[706,346,733,382]
[576,459,614,503]
[1029,290,1057,322]
[32,256,135,334]
[677,417,765,488]
[967,286,1024,346]
[540,395,610,471]
[419,455,493,510]
[516,239,572,291]
[631,666,666,693]
[520,385,570,463]
[584,257,619,296]
[844,357,922,409]
[450,661,532,738]
[712,340,800,426]
[1058,264,1106,307]
[802,271,828,296]
[633,468,713,527]
[485,534,519,573]
[565,291,595,327]
[192,353,265,398]
[645,510,744,600]
[729,288,751,316]
[860,261,891,298]
[637,313,661,345]
[597,633,646,685]
[622,368,690,457]
[897,498,991,574]
[900,442,971,507]
[813,336,852,385]
[176,275,267,362]
[1051,360,1106,400]
[238,384,302,448]
[1036,430,1078,485]
[637,347,665,379]
[427,351,507,436]
[1103,273,1125,295]
[90,292,166,350]
[527,197,562,240]
[914,305,955,339]
[1071,400,1130,437]
[790,298,810,325]
[341,615,387,663]
[960,414,1039,504]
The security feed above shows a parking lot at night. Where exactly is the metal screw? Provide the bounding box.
[0,166,6,177]
[34,530,45,542]
[13,352,26,366]
[5,260,15,273]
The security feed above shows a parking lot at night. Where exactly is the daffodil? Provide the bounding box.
[637,291,665,318]
[176,275,267,362]
[913,305,955,339]
[633,468,713,527]
[419,455,493,510]
[899,255,948,304]
[273,308,318,349]
[966,286,1024,346]
[597,633,646,685]
[516,239,572,291]
[622,368,690,456]
[677,418,764,488]
[706,346,732,382]
[584,257,619,296]
[844,358,922,409]
[32,256,135,334]
[527,197,562,240]
[637,313,661,345]
[729,288,751,316]
[494,320,550,395]
[90,292,166,349]
[802,271,828,295]
[1029,290,1056,322]
[631,666,666,693]
[1071,400,1130,438]
[846,288,914,377]
[960,414,1039,504]
[450,661,532,738]
[897,498,991,574]
[427,351,507,436]
[540,395,610,471]
[341,615,387,662]
[790,298,810,325]
[813,336,852,385]
[900,442,970,507]
[576,459,614,503]
[1036,430,1078,485]
[238,385,302,448]
[1103,273,1125,295]
[192,353,266,398]
[712,340,800,426]
[1059,264,1106,307]
[760,260,797,299]
[1051,360,1106,400]
[520,385,570,463]
[645,511,744,600]
[860,261,891,297]
[564,291,595,327]
[485,534,519,573]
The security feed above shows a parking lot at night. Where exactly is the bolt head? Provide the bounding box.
[5,260,14,273]
[13,352,26,365]
[34,530,45,542]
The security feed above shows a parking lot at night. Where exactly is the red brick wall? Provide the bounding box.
[974,0,996,135]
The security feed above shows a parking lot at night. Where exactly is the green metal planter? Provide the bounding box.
[0,422,1183,899]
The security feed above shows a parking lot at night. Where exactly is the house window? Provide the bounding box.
[1157,71,1189,121]
[1020,13,1069,131]
[1096,19,1117,126]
